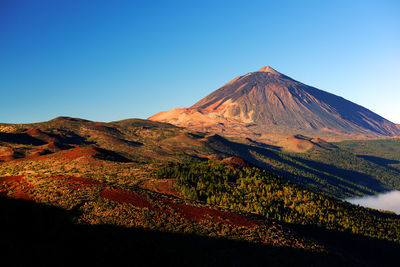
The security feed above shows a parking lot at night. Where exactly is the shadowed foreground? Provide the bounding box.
[1,197,399,267]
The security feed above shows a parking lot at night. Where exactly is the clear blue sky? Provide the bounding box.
[1,0,399,124]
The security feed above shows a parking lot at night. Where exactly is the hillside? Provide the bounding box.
[1,117,399,199]
[2,159,400,266]
[336,138,400,172]
[150,66,400,143]
[1,117,400,265]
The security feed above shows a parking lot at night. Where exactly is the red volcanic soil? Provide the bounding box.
[161,199,258,227]
[0,175,33,201]
[19,146,130,163]
[58,176,104,189]
[222,157,253,168]
[36,141,69,151]
[101,187,153,209]
[25,128,56,143]
[103,180,261,226]
[168,133,203,147]
[0,147,17,162]
[22,146,98,162]
[52,147,98,160]
[141,179,182,198]
[102,181,258,227]
[0,175,25,184]
[29,149,51,158]
[67,176,103,185]
[0,174,260,228]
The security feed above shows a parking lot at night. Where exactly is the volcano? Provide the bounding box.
[150,66,400,142]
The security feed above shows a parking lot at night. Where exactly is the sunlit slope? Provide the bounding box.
[150,66,400,142]
[1,117,400,199]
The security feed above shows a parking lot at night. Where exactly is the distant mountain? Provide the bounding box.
[150,66,400,142]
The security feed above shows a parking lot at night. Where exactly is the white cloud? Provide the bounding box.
[345,191,400,214]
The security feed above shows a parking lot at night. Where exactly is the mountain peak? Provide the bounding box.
[256,65,280,75]
[150,66,400,142]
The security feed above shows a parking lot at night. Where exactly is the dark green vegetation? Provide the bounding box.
[337,138,400,171]
[157,160,400,243]
[269,147,400,198]
[202,135,400,198]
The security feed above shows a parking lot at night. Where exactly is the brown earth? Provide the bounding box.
[0,117,231,164]
[161,198,259,227]
[101,187,154,209]
[26,128,57,143]
[140,178,182,198]
[280,135,337,152]
[0,175,33,200]
[222,156,254,167]
[0,147,17,162]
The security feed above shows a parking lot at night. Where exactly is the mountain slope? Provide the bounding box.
[2,117,400,199]
[150,66,400,142]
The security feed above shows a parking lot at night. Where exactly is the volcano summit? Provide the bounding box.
[150,66,400,142]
